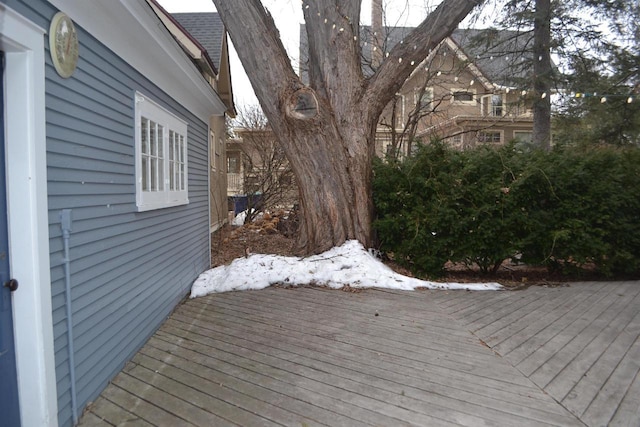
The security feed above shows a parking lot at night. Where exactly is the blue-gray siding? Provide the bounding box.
[1,2,212,426]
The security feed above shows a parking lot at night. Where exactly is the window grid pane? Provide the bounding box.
[141,120,168,193]
[179,135,185,190]
[492,95,503,116]
[141,117,150,191]
[479,131,501,143]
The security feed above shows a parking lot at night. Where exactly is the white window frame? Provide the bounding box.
[477,130,503,144]
[397,94,406,128]
[217,137,223,172]
[413,87,434,110]
[448,134,463,147]
[451,88,476,105]
[481,94,504,117]
[135,92,188,211]
[209,130,216,172]
[514,131,533,143]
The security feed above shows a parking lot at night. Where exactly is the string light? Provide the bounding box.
[571,92,637,103]
[300,6,640,105]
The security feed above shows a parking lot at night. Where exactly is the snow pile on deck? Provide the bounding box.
[190,240,502,297]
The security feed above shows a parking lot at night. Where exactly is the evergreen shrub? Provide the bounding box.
[372,142,640,277]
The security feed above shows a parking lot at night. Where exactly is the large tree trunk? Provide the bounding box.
[213,0,483,254]
[532,0,552,150]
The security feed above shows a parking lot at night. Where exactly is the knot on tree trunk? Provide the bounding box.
[286,88,319,120]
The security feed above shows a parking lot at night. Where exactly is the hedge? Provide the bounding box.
[373,142,640,277]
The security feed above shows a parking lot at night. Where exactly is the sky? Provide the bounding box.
[156,0,447,107]
[191,240,502,297]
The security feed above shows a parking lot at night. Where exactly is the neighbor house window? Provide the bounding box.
[482,94,504,116]
[478,130,502,144]
[514,131,533,143]
[227,154,240,173]
[135,92,188,211]
[448,134,463,147]
[414,87,434,110]
[451,89,476,103]
[209,130,223,172]
[397,94,406,127]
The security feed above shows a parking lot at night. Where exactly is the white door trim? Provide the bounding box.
[0,4,58,426]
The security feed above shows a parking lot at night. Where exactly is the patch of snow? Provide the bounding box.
[190,240,502,297]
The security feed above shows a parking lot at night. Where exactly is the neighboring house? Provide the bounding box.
[226,128,297,215]
[153,8,237,232]
[375,28,536,154]
[226,136,244,196]
[0,1,228,426]
[299,25,538,156]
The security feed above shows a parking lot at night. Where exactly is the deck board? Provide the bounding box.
[78,283,640,427]
[175,303,572,425]
[436,281,640,427]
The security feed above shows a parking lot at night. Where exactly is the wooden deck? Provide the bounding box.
[78,282,640,426]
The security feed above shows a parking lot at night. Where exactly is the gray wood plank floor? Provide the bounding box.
[427,281,640,427]
[78,282,640,426]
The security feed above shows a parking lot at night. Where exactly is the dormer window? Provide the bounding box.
[451,88,476,104]
[453,90,474,102]
[482,94,504,116]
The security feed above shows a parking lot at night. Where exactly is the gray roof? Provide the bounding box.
[300,25,534,88]
[450,29,533,88]
[172,12,225,69]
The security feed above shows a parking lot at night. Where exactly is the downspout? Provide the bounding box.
[60,209,78,425]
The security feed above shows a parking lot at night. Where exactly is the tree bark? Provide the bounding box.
[213,0,484,254]
[532,0,552,150]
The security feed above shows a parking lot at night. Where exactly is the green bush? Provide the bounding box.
[373,142,640,277]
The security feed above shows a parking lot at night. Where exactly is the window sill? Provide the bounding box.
[136,198,189,212]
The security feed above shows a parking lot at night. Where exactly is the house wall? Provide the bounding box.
[1,1,213,426]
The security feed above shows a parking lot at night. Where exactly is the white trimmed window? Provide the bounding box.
[210,130,216,172]
[448,134,463,147]
[481,94,504,117]
[514,131,533,143]
[414,87,434,110]
[477,130,503,144]
[135,92,188,211]
[451,88,476,104]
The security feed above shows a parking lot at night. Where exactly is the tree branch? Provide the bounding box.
[212,0,301,117]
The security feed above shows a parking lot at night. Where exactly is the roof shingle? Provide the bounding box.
[172,12,225,69]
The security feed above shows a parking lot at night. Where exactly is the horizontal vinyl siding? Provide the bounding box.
[2,2,213,425]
